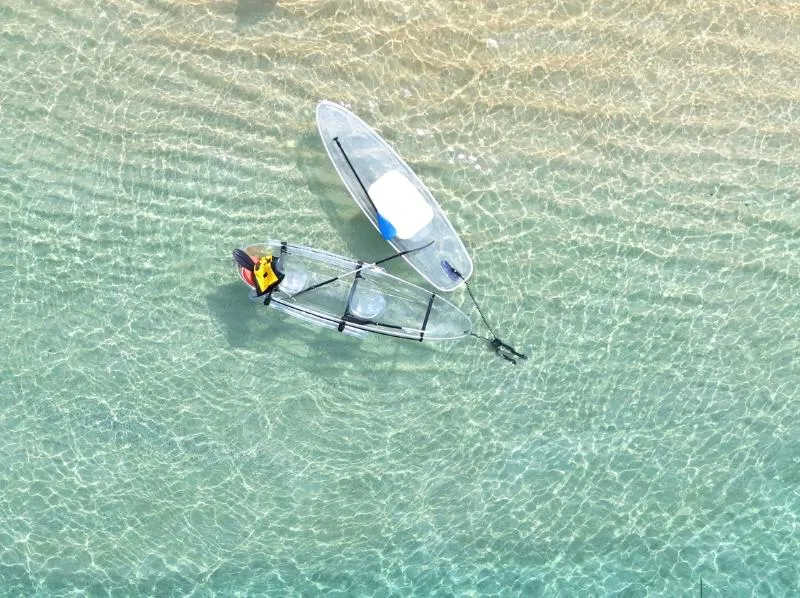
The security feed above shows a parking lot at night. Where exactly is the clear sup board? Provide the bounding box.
[316,100,474,292]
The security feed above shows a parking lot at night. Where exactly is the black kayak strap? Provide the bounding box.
[418,293,436,342]
[334,137,379,216]
[338,262,363,332]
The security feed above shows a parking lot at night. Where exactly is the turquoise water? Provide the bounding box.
[2,0,799,595]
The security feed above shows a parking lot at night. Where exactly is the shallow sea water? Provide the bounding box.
[1,0,799,595]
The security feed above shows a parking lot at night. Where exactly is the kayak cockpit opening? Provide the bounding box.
[348,282,387,320]
[278,266,308,295]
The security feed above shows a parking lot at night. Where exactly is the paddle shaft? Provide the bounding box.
[288,241,434,299]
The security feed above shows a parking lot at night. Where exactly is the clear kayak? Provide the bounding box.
[316,100,473,292]
[235,241,472,341]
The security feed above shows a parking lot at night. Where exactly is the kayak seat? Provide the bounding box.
[368,170,434,240]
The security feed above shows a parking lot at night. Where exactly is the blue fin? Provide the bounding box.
[376,212,397,240]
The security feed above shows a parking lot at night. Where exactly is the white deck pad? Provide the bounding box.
[368,170,434,240]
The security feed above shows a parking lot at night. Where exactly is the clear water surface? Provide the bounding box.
[1,1,799,595]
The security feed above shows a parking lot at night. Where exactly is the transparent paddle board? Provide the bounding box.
[316,101,474,292]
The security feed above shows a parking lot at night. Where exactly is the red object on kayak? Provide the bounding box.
[240,255,258,287]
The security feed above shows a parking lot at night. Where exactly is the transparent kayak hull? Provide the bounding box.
[316,100,473,292]
[236,241,472,341]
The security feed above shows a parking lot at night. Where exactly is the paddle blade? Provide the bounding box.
[233,248,256,270]
[376,212,396,240]
[441,260,463,282]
